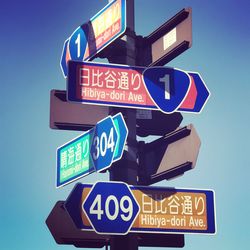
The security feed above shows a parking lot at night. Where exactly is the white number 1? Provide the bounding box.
[159,74,170,100]
[75,33,81,58]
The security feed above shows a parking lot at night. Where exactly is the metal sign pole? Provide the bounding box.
[108,0,138,249]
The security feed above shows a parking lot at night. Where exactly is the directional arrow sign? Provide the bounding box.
[65,182,216,235]
[60,0,126,77]
[138,124,201,185]
[50,90,182,137]
[56,113,128,188]
[50,89,109,131]
[46,201,185,248]
[67,60,210,114]
[146,8,192,67]
[178,72,210,113]
[112,113,128,161]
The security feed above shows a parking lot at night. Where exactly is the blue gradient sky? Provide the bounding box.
[1,0,250,249]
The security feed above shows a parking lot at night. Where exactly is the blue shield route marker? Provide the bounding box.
[90,116,118,172]
[56,113,128,188]
[61,0,126,77]
[65,182,140,235]
[143,66,191,113]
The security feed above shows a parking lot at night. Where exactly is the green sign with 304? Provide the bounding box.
[56,113,128,188]
[57,131,95,188]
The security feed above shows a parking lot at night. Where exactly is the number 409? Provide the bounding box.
[88,194,133,222]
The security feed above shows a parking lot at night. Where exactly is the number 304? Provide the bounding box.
[92,127,115,160]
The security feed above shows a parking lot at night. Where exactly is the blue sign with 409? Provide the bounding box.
[65,181,140,235]
[65,182,216,235]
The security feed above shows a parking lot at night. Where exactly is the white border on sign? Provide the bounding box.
[112,113,129,163]
[60,38,70,78]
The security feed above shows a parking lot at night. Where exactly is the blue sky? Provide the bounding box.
[1,0,250,249]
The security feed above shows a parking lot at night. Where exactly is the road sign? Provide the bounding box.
[146,8,192,67]
[50,89,109,131]
[90,116,118,172]
[65,182,140,235]
[60,0,126,77]
[46,201,108,247]
[64,182,216,235]
[56,113,128,187]
[67,60,209,113]
[112,113,128,161]
[130,185,216,235]
[138,124,201,185]
[178,72,210,113]
[50,90,183,136]
[136,111,183,137]
[47,201,184,248]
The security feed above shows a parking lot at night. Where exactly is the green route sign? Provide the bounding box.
[56,113,128,188]
[57,132,93,186]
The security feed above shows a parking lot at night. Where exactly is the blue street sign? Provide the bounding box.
[67,60,210,114]
[61,0,126,77]
[90,116,118,172]
[66,182,140,235]
[56,113,128,188]
[64,182,216,235]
